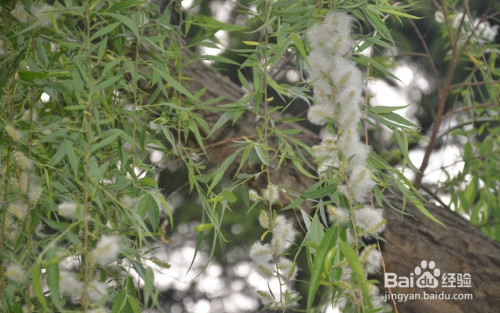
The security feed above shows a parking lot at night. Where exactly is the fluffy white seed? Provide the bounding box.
[14,151,33,170]
[308,104,334,126]
[92,235,122,265]
[58,201,78,219]
[5,264,25,283]
[354,207,385,235]
[348,165,375,202]
[249,242,273,264]
[5,124,23,142]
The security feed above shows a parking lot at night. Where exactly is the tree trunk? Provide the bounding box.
[381,194,500,313]
[177,50,500,313]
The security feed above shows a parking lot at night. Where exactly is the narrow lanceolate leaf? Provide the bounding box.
[90,21,121,41]
[46,248,64,311]
[367,111,418,130]
[370,104,410,114]
[377,5,422,20]
[144,267,154,306]
[301,182,337,199]
[392,171,445,227]
[49,139,70,166]
[195,223,213,232]
[254,144,270,166]
[32,263,49,311]
[352,54,400,82]
[152,191,174,229]
[339,241,372,308]
[90,129,122,152]
[197,150,239,189]
[65,140,79,176]
[243,40,260,46]
[394,129,418,171]
[108,13,140,39]
[126,295,142,313]
[362,7,394,44]
[152,67,198,102]
[111,288,127,313]
[290,32,308,60]
[307,226,337,312]
[94,75,122,91]
[108,1,145,12]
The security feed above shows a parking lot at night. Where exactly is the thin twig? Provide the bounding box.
[412,0,468,189]
[442,103,500,120]
[377,238,399,313]
[450,80,500,90]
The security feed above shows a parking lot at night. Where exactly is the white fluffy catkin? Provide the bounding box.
[307,12,386,289]
[306,11,374,202]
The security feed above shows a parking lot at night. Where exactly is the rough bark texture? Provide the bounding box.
[177,51,500,313]
[382,194,500,313]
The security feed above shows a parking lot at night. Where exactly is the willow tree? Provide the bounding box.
[1,0,499,313]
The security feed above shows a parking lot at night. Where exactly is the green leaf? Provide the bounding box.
[359,35,393,53]
[39,128,69,143]
[148,197,160,228]
[200,54,241,65]
[112,288,127,313]
[94,75,122,91]
[221,189,237,203]
[143,267,154,306]
[254,145,270,166]
[394,129,418,171]
[368,111,418,130]
[281,128,302,135]
[207,111,233,137]
[204,149,240,190]
[108,13,140,39]
[339,241,372,308]
[152,191,174,229]
[108,0,146,12]
[43,218,72,232]
[362,7,394,44]
[352,54,399,82]
[307,226,337,312]
[96,37,107,63]
[46,248,64,311]
[196,15,248,32]
[153,67,198,102]
[370,104,410,114]
[126,295,142,313]
[243,40,260,46]
[22,70,71,82]
[32,263,49,311]
[65,141,79,176]
[237,70,251,92]
[49,139,70,166]
[290,32,308,60]
[287,147,316,179]
[195,223,214,232]
[90,129,122,152]
[306,214,324,252]
[383,112,418,128]
[301,181,336,199]
[139,177,158,188]
[138,193,155,217]
[90,22,121,41]
[377,5,421,20]
[392,173,446,227]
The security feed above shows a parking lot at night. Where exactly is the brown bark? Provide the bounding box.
[382,194,500,313]
[178,51,500,313]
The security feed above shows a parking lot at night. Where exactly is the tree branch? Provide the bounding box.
[176,44,500,313]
